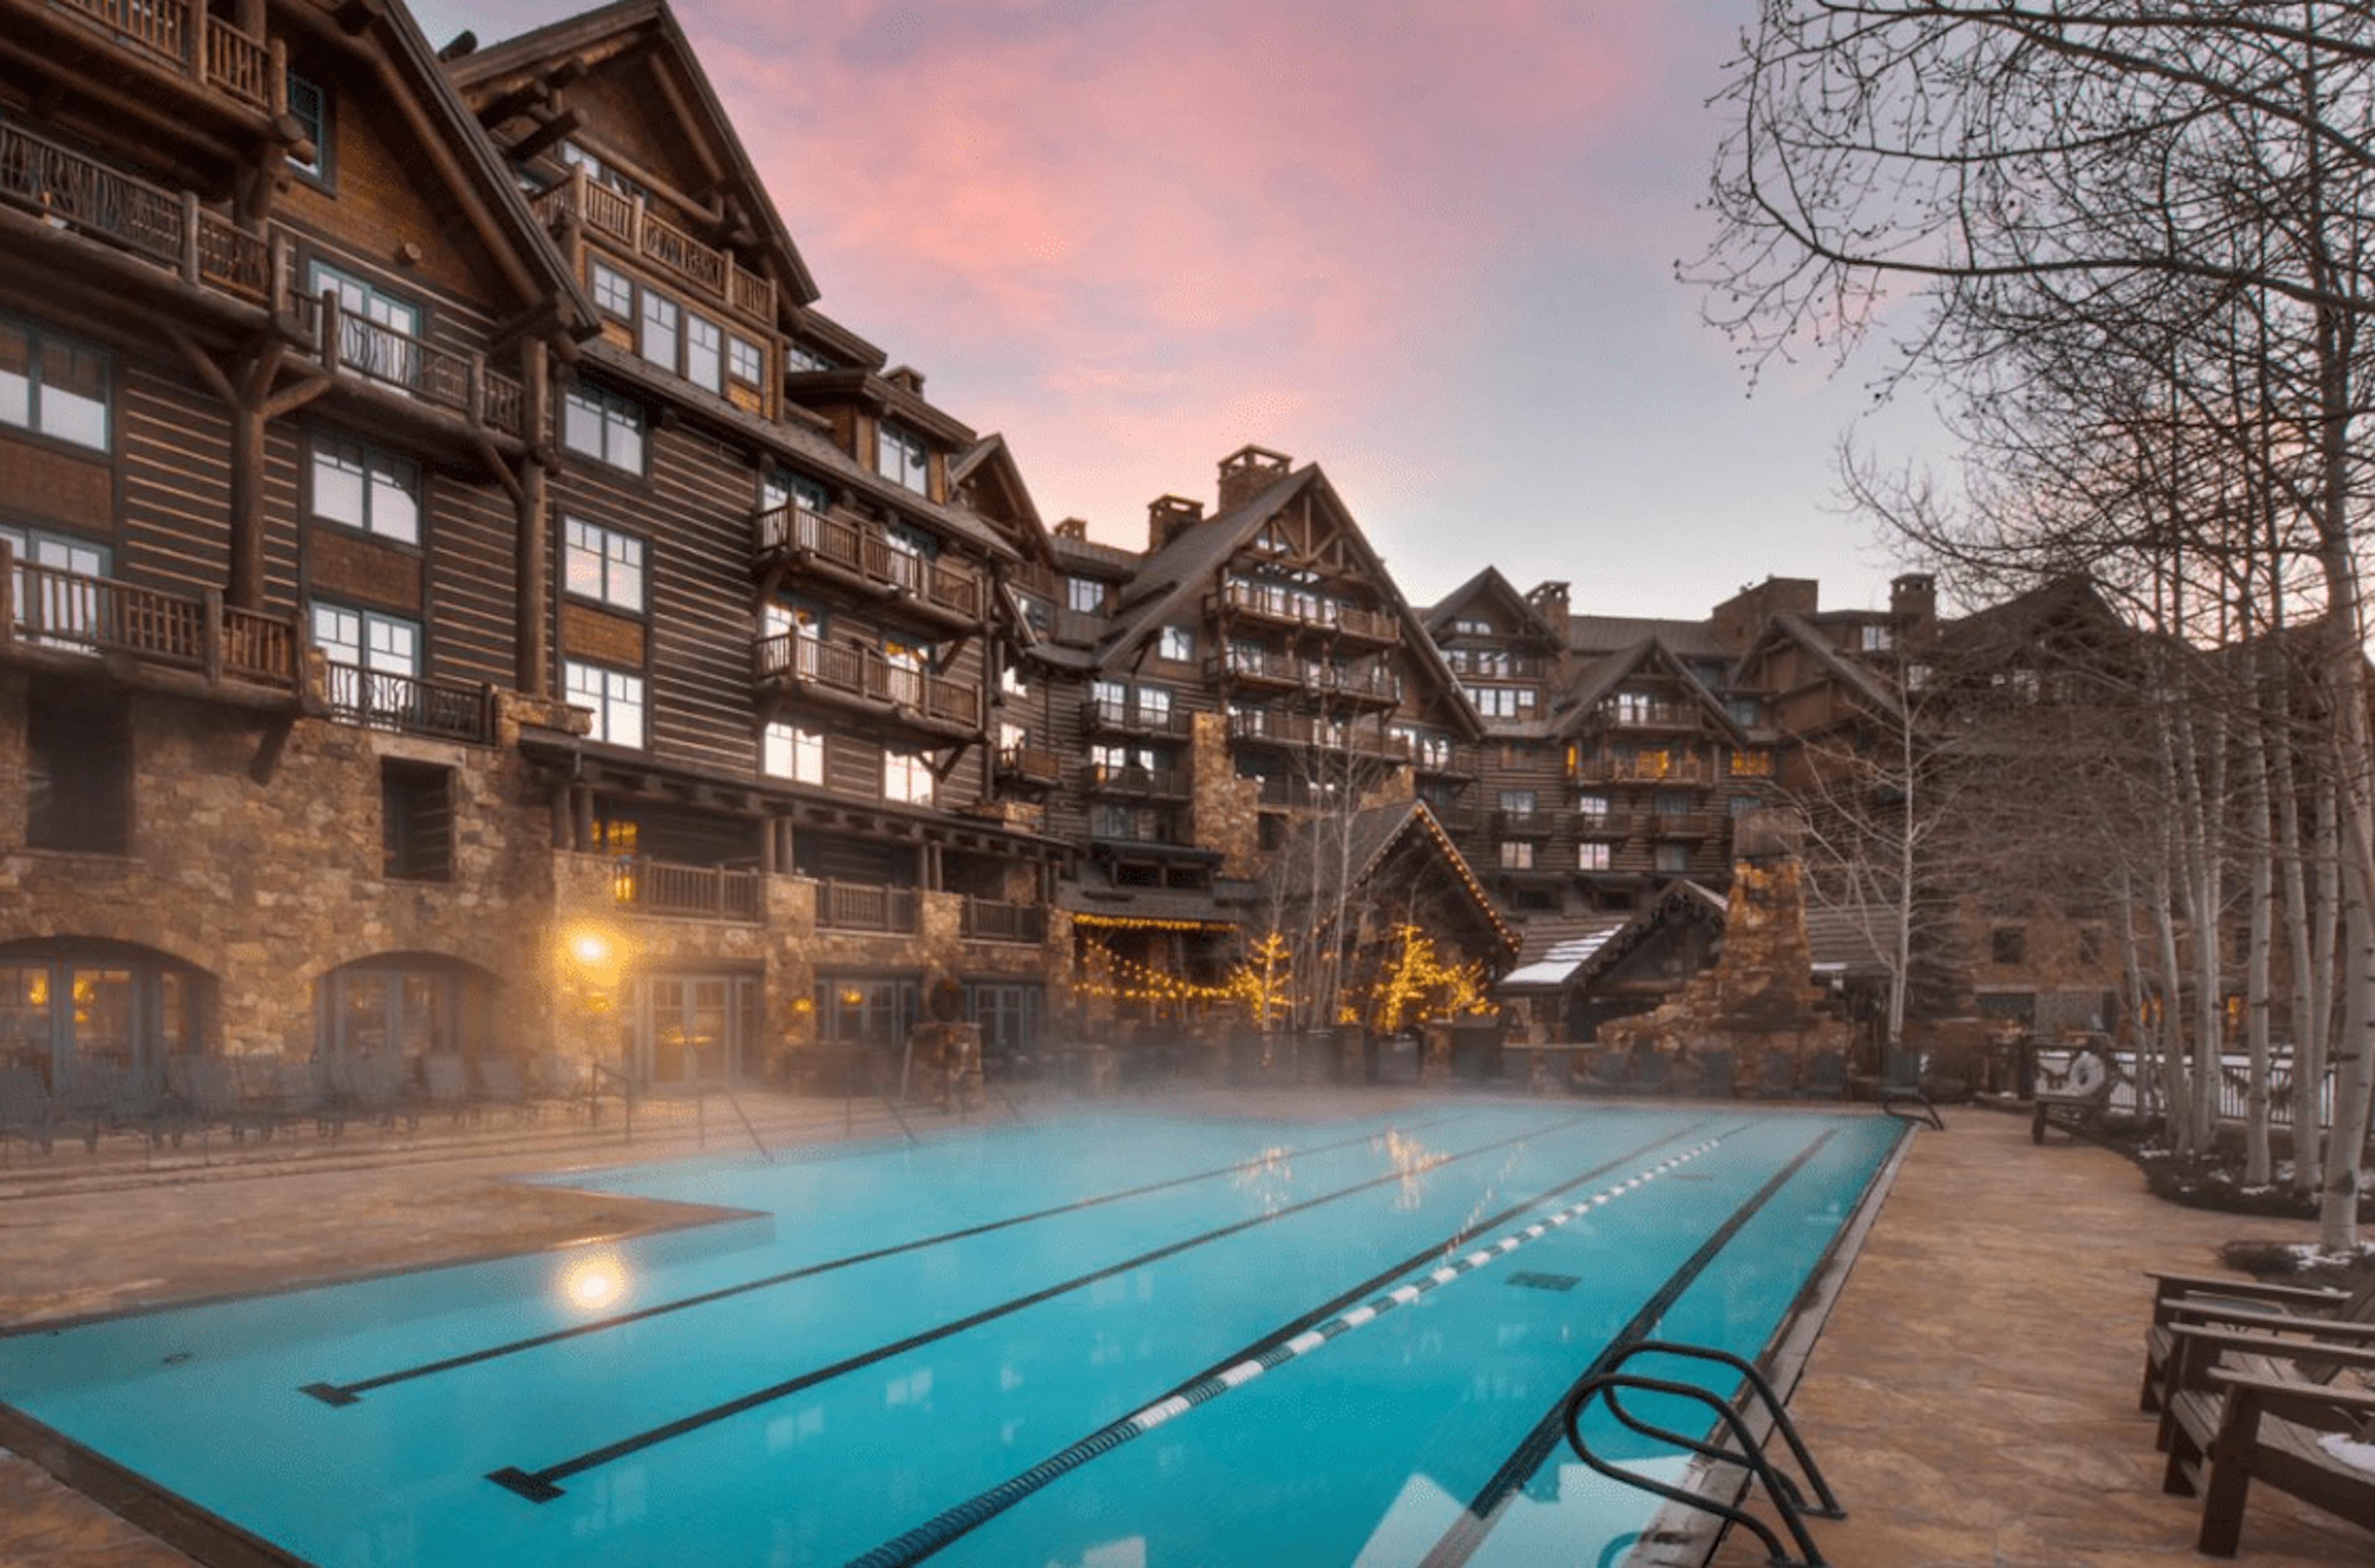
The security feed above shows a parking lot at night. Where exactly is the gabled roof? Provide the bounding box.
[451,0,821,311]
[1552,637,1747,742]
[1424,565,1560,643]
[948,433,1049,564]
[1093,464,1483,739]
[1733,613,1904,721]
[1567,615,1729,661]
[1498,880,1727,996]
[327,0,598,333]
[1260,799,1517,955]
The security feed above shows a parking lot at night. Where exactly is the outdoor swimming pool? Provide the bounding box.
[0,1104,1903,1567]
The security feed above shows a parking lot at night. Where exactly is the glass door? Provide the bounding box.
[639,974,739,1088]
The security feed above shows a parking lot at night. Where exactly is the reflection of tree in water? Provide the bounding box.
[1231,1144,1294,1216]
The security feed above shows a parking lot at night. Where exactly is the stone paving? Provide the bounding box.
[1,1092,2369,1565]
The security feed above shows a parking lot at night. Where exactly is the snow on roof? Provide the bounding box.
[1501,926,1624,989]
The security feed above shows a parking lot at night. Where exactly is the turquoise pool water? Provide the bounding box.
[0,1104,1901,1567]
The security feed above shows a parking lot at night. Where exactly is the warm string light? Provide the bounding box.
[1367,923,1491,1033]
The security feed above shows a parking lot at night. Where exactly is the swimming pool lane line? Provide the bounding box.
[482,1109,1615,1501]
[298,1110,1475,1408]
[836,1121,1740,1568]
[1417,1125,1842,1568]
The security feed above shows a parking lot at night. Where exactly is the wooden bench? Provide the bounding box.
[2159,1324,2375,1554]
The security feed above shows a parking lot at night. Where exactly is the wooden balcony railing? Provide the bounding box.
[534,170,777,330]
[1090,764,1190,800]
[961,897,1047,944]
[1444,650,1550,680]
[49,0,276,113]
[2,553,299,687]
[1651,812,1717,840]
[1599,701,1703,730]
[611,856,763,921]
[1215,579,1399,644]
[1573,810,1633,839]
[752,503,983,623]
[1225,709,1395,756]
[1050,607,1103,646]
[752,634,982,730]
[1492,809,1565,839]
[995,743,1063,785]
[284,289,526,438]
[0,122,272,300]
[323,663,495,744]
[1380,733,1474,775]
[1084,699,1192,737]
[816,879,919,934]
[1570,752,1712,785]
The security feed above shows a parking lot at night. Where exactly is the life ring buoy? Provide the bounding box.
[2065,1050,2107,1097]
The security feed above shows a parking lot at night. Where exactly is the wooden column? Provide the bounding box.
[572,785,595,853]
[759,816,778,875]
[515,340,553,694]
[228,371,268,609]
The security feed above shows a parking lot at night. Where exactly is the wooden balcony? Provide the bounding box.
[323,663,496,746]
[1492,808,1565,840]
[611,856,763,922]
[1444,651,1550,681]
[38,0,278,114]
[1050,607,1104,647]
[1225,709,1395,758]
[1573,810,1634,839]
[1599,700,1705,730]
[1570,752,1713,786]
[533,170,776,331]
[284,288,526,439]
[994,743,1063,788]
[816,879,919,934]
[1,553,299,691]
[961,897,1047,945]
[1651,812,1718,840]
[1083,699,1193,738]
[1090,764,1190,801]
[1214,579,1398,645]
[1212,647,1400,707]
[753,634,981,740]
[1381,733,1477,777]
[752,503,983,631]
[0,121,273,302]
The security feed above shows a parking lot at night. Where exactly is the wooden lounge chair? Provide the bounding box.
[2141,1270,2375,1417]
[2158,1323,2375,1554]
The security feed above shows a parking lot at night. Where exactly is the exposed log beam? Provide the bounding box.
[507,107,581,167]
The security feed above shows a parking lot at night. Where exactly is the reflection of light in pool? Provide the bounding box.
[560,1253,628,1311]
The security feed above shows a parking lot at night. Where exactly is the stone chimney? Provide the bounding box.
[883,365,926,396]
[1526,581,1571,631]
[1054,518,1089,540]
[1891,572,1938,642]
[1147,495,1203,552]
[1216,445,1293,513]
[1711,576,1821,651]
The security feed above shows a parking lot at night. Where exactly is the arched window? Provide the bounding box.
[0,939,210,1088]
[314,955,495,1068]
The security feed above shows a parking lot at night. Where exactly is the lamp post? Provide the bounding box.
[560,922,628,1130]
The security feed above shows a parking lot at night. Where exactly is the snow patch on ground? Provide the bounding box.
[2316,1431,2375,1473]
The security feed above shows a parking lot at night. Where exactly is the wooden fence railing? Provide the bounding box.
[961,898,1046,944]
[2,553,299,687]
[611,857,763,921]
[0,121,270,299]
[50,0,275,111]
[751,633,982,729]
[753,503,983,621]
[534,170,777,330]
[816,879,919,934]
[323,663,495,744]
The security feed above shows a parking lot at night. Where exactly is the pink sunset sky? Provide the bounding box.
[418,0,1953,616]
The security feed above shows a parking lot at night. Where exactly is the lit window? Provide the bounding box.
[884,749,935,804]
[309,435,420,545]
[728,335,764,386]
[1616,692,1652,723]
[1576,793,1611,820]
[0,318,109,451]
[877,420,930,493]
[591,262,633,319]
[685,314,722,393]
[1498,841,1534,871]
[565,659,645,748]
[1137,684,1173,725]
[285,70,331,181]
[1157,625,1194,662]
[1068,576,1106,614]
[762,722,824,784]
[562,383,644,471]
[563,518,645,613]
[639,292,680,374]
[1579,842,1612,871]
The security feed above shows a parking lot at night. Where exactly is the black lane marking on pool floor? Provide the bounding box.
[484,1110,1611,1501]
[1416,1125,1841,1568]
[299,1111,1471,1408]
[836,1120,1732,1568]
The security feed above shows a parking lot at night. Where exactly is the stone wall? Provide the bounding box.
[1188,710,1262,880]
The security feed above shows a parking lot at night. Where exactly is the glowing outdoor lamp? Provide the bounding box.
[557,1251,629,1312]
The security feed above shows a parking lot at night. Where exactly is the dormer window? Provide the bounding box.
[1859,623,1894,652]
[877,420,930,494]
[1068,576,1106,615]
[1453,617,1492,636]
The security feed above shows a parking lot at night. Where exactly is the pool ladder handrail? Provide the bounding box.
[1561,1339,1842,1568]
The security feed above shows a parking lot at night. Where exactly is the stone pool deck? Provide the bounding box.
[1,1091,2368,1566]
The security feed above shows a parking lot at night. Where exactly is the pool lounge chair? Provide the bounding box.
[1876,1050,1945,1130]
[2141,1271,2375,1419]
[2157,1323,2375,1554]
[0,1068,52,1155]
[421,1052,474,1123]
[473,1055,537,1122]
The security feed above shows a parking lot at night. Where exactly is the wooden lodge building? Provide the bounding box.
[0,0,2122,1095]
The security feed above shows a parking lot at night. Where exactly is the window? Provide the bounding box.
[1991,926,2028,965]
[1576,793,1611,820]
[638,291,680,373]
[762,722,824,785]
[0,318,109,451]
[563,519,646,612]
[1654,791,1695,816]
[560,142,648,202]
[1729,749,1773,778]
[1728,697,1761,728]
[1092,678,1126,719]
[2,524,109,645]
[683,315,722,393]
[785,341,836,373]
[1499,789,1536,814]
[312,602,421,724]
[1000,663,1027,697]
[1616,691,1653,723]
[877,420,930,493]
[1859,623,1894,652]
[1579,842,1612,871]
[565,660,645,748]
[1453,617,1492,636]
[1728,794,1764,817]
[285,70,331,181]
[27,684,129,854]
[309,435,421,545]
[1157,625,1195,662]
[764,470,831,518]
[1498,841,1535,871]
[381,761,453,882]
[563,383,644,471]
[1137,685,1173,725]
[1067,576,1106,615]
[306,263,421,390]
[591,262,633,319]
[762,600,823,644]
[1466,686,1539,720]
[1653,843,1689,874]
[884,750,934,805]
[728,335,765,388]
